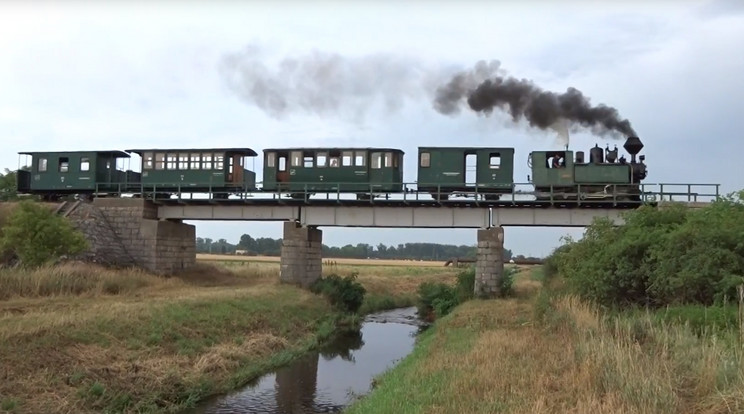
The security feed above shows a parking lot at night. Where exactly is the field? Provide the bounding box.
[197,253,447,267]
[346,267,744,414]
[0,259,460,413]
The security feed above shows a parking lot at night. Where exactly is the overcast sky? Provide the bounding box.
[1,1,742,256]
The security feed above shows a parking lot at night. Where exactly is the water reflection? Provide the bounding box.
[192,307,421,414]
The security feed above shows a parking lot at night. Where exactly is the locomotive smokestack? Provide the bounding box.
[623,136,644,163]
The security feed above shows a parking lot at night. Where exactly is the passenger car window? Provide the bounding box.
[155,153,165,170]
[266,152,275,168]
[215,154,224,170]
[59,157,69,173]
[420,152,430,167]
[316,153,327,168]
[384,152,393,168]
[166,153,177,170]
[291,151,302,167]
[202,153,213,170]
[371,153,382,169]
[80,157,90,172]
[38,158,48,172]
[144,152,154,170]
[342,152,353,167]
[303,156,314,168]
[489,153,501,169]
[355,151,366,166]
[179,153,188,170]
[190,153,200,170]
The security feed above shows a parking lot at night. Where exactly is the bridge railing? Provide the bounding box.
[95,180,722,207]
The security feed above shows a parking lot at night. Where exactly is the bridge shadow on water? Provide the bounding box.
[187,307,425,414]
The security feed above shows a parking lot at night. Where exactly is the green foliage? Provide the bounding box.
[416,267,506,319]
[499,267,517,297]
[310,273,367,313]
[634,304,740,336]
[0,201,87,267]
[455,267,475,302]
[417,281,458,318]
[1,397,18,411]
[548,192,744,308]
[0,168,18,201]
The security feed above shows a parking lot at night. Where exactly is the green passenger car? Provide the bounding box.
[417,147,515,200]
[126,148,257,198]
[16,150,138,200]
[262,148,404,198]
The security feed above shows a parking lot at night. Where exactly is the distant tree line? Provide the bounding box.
[197,233,514,261]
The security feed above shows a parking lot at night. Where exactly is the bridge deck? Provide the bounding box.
[155,200,707,228]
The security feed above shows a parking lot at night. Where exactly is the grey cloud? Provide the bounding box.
[699,0,744,17]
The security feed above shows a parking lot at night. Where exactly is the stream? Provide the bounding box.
[188,306,426,413]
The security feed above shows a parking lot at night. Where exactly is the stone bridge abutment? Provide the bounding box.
[67,199,195,274]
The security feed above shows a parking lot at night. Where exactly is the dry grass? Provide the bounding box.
[0,257,458,413]
[0,260,325,413]
[347,268,744,414]
[198,253,447,267]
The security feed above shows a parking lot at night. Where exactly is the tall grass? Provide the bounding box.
[0,262,162,299]
[550,295,744,413]
[347,269,744,414]
[0,261,276,300]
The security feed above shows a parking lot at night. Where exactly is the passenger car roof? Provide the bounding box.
[126,148,258,156]
[18,150,131,158]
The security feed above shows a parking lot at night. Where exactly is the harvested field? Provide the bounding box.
[197,253,447,267]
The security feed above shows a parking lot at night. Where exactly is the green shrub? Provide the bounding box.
[651,304,739,335]
[499,267,516,297]
[418,266,515,319]
[455,267,475,302]
[310,273,366,313]
[0,201,87,267]
[547,191,744,308]
[417,281,458,319]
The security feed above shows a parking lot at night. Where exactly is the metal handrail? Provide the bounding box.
[92,180,722,206]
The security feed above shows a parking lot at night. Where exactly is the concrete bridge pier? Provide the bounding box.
[280,221,323,288]
[475,226,505,298]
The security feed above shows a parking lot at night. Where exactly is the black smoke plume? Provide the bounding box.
[434,60,636,138]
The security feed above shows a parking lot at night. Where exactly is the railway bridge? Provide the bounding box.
[63,183,718,297]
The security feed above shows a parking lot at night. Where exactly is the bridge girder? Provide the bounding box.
[157,204,634,228]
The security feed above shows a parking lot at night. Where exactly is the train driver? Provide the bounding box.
[552,154,564,169]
